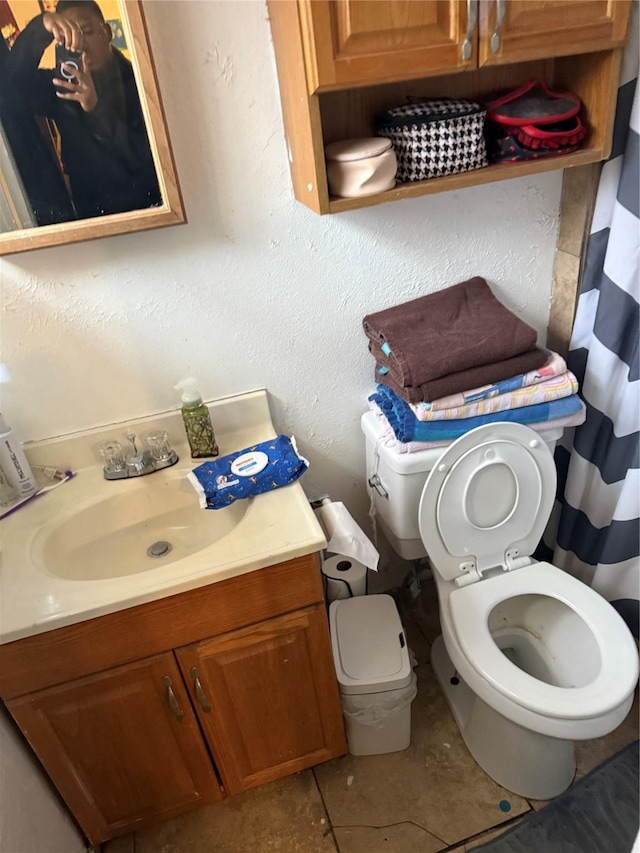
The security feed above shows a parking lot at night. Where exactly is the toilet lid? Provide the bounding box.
[418,423,557,582]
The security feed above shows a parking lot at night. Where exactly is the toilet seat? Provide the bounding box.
[417,422,639,722]
[449,561,640,719]
[418,422,557,582]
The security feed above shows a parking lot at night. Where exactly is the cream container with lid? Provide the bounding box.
[325,138,397,198]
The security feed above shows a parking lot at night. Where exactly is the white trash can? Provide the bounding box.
[329,594,417,755]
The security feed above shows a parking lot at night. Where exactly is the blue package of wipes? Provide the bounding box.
[187,435,309,509]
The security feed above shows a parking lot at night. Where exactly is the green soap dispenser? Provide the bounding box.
[174,377,219,459]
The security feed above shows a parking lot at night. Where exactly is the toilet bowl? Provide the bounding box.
[363,416,639,799]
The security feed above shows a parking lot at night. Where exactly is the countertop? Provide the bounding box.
[0,390,326,644]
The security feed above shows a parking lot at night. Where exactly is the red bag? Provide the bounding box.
[485,80,586,162]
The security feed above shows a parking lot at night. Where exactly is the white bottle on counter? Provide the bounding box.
[0,462,18,506]
[0,414,36,499]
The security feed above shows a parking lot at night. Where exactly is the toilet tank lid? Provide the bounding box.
[361,411,564,476]
[329,594,412,694]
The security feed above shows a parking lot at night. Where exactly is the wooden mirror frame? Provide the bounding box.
[0,0,185,256]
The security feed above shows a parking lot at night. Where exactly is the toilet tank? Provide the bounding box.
[361,411,563,561]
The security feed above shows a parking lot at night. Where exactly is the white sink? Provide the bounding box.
[0,390,327,643]
[39,470,248,581]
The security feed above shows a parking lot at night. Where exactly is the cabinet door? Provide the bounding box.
[7,653,222,845]
[300,0,472,92]
[177,605,346,795]
[479,0,631,66]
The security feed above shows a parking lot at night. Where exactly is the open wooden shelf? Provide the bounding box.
[328,148,604,213]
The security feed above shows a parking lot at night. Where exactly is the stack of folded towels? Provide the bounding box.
[363,276,585,451]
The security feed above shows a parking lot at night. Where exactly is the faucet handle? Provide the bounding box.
[146,429,172,462]
[146,429,178,469]
[100,439,125,470]
[100,440,127,479]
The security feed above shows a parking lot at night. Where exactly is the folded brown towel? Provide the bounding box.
[363,277,539,388]
[376,347,549,404]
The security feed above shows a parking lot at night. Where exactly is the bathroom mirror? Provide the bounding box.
[0,0,184,256]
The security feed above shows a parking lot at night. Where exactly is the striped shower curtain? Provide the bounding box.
[544,30,639,637]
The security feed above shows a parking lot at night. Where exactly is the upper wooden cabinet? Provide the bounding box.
[267,0,632,214]
[300,0,471,90]
[478,1,631,67]
[298,0,631,92]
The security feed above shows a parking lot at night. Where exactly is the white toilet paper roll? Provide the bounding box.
[322,554,367,602]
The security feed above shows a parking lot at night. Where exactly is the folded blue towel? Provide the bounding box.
[370,384,583,443]
[188,435,308,509]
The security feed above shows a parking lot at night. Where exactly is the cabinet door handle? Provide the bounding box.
[462,0,478,61]
[491,0,506,53]
[162,676,185,721]
[190,667,212,713]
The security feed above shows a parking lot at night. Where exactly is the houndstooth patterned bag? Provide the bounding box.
[375,99,488,182]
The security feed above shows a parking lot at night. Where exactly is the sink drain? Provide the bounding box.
[147,540,172,558]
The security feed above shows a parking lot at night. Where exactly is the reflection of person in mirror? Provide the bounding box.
[2,0,161,220]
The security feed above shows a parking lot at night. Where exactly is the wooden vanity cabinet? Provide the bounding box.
[7,654,223,845]
[177,606,345,796]
[267,0,631,213]
[0,555,346,846]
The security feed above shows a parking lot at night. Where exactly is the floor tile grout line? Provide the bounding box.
[311,767,342,852]
[334,818,451,848]
[441,811,531,852]
[310,812,531,852]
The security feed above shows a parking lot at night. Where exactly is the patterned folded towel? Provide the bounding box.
[370,383,584,444]
[410,370,578,421]
[375,347,548,404]
[420,349,567,410]
[363,277,539,388]
[368,399,587,454]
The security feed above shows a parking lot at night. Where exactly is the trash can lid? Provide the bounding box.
[329,594,412,694]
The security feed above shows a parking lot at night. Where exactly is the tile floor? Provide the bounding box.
[103,575,639,853]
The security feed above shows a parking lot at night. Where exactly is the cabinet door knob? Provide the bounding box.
[491,0,506,53]
[462,0,478,61]
[162,675,185,721]
[190,667,212,713]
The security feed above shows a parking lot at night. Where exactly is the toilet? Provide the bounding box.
[362,413,639,800]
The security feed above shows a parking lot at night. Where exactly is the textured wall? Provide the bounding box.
[0,1,561,527]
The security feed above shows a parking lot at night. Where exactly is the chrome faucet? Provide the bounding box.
[100,430,178,480]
